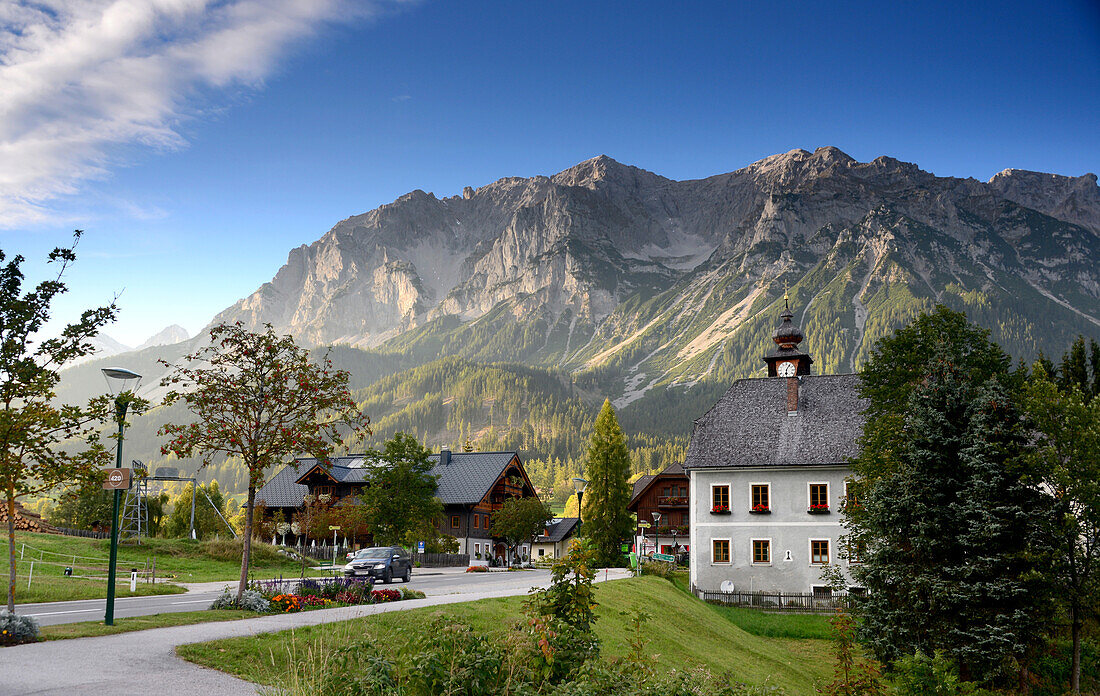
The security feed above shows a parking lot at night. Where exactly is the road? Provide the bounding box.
[18,566,569,626]
[1,569,634,696]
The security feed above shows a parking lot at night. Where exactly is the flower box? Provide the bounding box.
[711,506,731,515]
[807,505,831,515]
[749,505,771,514]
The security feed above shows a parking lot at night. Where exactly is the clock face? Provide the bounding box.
[777,362,796,377]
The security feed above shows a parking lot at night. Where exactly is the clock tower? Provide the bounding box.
[763,294,813,377]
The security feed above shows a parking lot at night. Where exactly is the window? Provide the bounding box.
[474,543,480,555]
[451,515,460,528]
[811,539,830,564]
[844,480,859,509]
[809,483,829,509]
[751,484,770,511]
[712,539,731,564]
[812,586,833,600]
[752,539,771,564]
[538,548,545,557]
[711,485,730,511]
[473,515,479,529]
[847,540,866,564]
[663,486,670,496]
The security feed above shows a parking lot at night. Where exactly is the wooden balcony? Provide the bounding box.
[656,495,689,509]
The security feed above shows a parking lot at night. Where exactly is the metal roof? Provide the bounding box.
[685,374,866,470]
[257,451,522,508]
[534,517,580,544]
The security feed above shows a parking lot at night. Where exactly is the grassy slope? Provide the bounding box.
[178,576,833,695]
[7,531,320,603]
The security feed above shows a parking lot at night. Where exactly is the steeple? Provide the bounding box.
[763,292,813,377]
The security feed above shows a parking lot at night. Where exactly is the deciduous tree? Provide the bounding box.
[0,232,119,613]
[579,399,632,566]
[159,323,370,601]
[491,496,551,563]
[360,432,441,547]
[1022,364,1100,693]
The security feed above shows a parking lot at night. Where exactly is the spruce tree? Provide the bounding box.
[851,309,1054,685]
[579,399,633,566]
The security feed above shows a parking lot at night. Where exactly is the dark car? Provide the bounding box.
[343,546,412,583]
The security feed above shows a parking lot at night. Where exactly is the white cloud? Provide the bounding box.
[0,0,397,227]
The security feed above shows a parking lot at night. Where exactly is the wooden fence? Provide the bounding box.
[54,526,109,540]
[696,589,857,613]
[411,552,469,567]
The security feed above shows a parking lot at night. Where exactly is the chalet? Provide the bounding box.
[531,517,580,560]
[685,301,867,596]
[627,463,690,556]
[256,448,538,562]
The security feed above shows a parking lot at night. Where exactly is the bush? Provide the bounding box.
[270,594,302,613]
[466,565,487,573]
[209,588,270,613]
[399,587,426,600]
[0,610,39,646]
[639,560,676,580]
[893,651,992,696]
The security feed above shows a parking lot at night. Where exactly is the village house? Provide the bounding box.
[685,301,867,597]
[256,448,539,563]
[530,517,580,560]
[627,463,690,556]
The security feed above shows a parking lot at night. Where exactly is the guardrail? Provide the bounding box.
[696,589,858,613]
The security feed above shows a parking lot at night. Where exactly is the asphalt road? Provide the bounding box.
[19,566,561,626]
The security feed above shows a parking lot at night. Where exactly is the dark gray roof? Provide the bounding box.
[429,451,520,505]
[685,374,865,470]
[256,451,522,509]
[535,517,579,544]
[630,475,654,502]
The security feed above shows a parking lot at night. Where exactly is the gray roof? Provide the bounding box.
[630,475,654,502]
[685,374,866,470]
[429,451,520,505]
[256,451,522,508]
[628,463,687,507]
[535,517,579,544]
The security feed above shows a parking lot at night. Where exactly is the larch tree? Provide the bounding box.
[159,323,371,602]
[579,399,633,567]
[0,232,120,614]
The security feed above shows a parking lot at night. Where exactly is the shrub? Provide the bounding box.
[0,611,39,646]
[893,651,983,696]
[270,594,302,613]
[399,587,426,600]
[210,588,270,613]
[640,561,676,580]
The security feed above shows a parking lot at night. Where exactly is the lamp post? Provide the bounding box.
[651,511,662,556]
[571,477,587,522]
[102,367,141,626]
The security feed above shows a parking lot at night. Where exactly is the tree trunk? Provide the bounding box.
[1071,610,1082,694]
[6,491,16,614]
[237,484,255,602]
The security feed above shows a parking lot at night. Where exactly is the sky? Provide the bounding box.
[3,0,1098,347]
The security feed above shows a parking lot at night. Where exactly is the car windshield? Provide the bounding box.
[355,548,392,559]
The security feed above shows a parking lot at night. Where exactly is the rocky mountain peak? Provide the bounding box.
[989,168,1100,235]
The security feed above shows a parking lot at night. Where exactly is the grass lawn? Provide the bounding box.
[7,531,325,603]
[670,572,833,640]
[39,609,256,640]
[178,576,834,695]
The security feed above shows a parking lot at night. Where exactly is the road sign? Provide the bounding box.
[417,541,426,553]
[637,521,651,529]
[653,553,676,562]
[328,525,341,530]
[102,468,130,490]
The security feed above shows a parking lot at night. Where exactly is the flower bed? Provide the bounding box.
[807,504,830,514]
[749,504,770,514]
[711,505,731,515]
[466,565,488,572]
[270,594,302,613]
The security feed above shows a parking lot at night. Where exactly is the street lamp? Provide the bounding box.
[651,511,662,556]
[572,477,587,521]
[102,367,141,626]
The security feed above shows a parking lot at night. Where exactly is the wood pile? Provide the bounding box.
[0,501,58,534]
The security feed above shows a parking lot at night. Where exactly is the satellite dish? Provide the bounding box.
[720,580,736,593]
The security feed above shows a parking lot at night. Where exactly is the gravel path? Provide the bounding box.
[0,569,632,695]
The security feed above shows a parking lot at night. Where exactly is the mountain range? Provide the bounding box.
[56,147,1100,501]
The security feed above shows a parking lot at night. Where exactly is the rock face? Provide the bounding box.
[213,147,1100,400]
[135,324,190,351]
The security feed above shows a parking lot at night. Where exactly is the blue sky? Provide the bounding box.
[3,0,1098,346]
